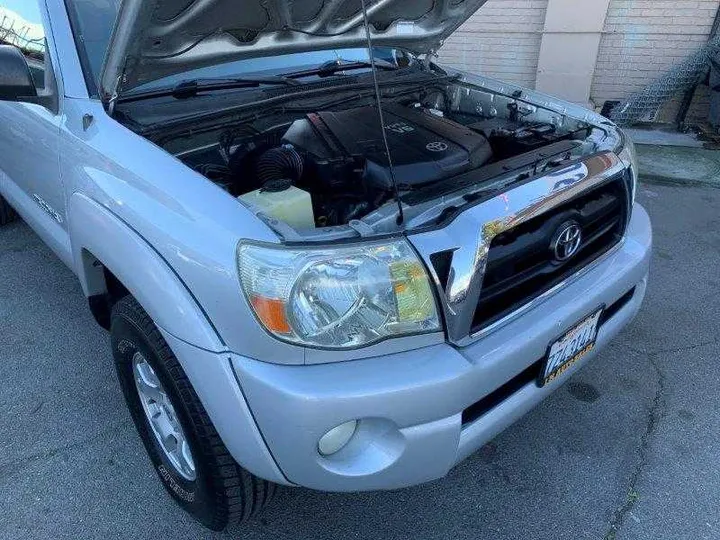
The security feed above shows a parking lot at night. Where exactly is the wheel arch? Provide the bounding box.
[68,192,224,352]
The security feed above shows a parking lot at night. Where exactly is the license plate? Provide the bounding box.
[539,307,604,386]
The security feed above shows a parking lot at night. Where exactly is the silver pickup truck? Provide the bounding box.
[0,0,651,531]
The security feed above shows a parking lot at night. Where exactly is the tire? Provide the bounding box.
[0,195,16,226]
[110,296,276,530]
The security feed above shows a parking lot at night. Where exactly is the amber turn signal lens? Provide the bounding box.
[250,296,291,334]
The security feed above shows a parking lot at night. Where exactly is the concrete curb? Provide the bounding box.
[635,144,720,188]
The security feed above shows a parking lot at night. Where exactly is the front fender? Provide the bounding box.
[68,192,224,352]
[67,193,289,483]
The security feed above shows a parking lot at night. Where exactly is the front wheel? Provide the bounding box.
[110,296,276,530]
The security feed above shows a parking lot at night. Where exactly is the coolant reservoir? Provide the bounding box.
[239,180,315,230]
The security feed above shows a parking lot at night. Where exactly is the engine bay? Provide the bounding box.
[159,80,597,231]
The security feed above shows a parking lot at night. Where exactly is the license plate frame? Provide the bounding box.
[538,306,605,387]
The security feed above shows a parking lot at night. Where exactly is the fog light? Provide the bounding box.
[318,420,358,456]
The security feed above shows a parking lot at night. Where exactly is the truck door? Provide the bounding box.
[0,1,65,239]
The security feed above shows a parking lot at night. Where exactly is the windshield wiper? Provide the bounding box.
[285,59,398,79]
[118,75,301,103]
[171,76,301,98]
[119,62,402,104]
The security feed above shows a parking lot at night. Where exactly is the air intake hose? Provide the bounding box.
[256,146,304,190]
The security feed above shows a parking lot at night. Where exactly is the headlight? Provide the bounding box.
[617,131,639,206]
[238,240,441,349]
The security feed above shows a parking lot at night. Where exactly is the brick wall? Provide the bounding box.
[591,0,719,121]
[438,0,549,88]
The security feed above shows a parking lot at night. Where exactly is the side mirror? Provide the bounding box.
[0,45,38,101]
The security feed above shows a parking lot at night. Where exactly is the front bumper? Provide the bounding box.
[229,204,652,491]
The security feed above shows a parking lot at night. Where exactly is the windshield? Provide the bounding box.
[64,0,119,91]
[64,0,407,97]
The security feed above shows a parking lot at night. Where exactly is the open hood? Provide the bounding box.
[100,0,488,100]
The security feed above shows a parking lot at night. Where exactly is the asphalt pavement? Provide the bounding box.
[1,181,719,540]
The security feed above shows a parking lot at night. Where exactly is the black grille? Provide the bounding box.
[471,176,629,333]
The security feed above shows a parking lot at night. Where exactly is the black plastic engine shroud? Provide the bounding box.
[282,103,493,192]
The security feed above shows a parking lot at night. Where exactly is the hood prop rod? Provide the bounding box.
[359,0,405,227]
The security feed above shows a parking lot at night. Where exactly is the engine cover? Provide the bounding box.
[282,104,493,192]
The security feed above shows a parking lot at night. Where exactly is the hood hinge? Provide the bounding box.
[106,92,119,117]
[423,43,442,70]
[104,57,132,116]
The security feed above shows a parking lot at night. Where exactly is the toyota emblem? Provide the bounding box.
[551,221,583,262]
[426,141,449,152]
